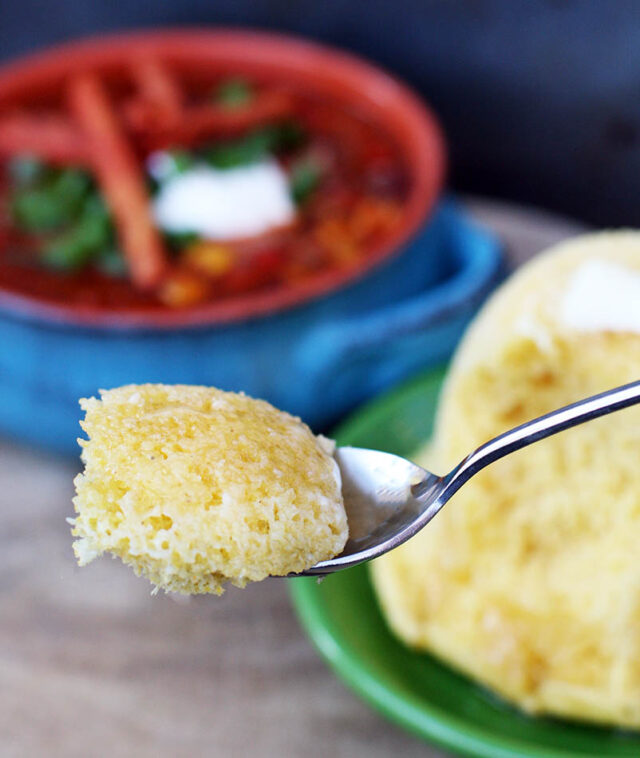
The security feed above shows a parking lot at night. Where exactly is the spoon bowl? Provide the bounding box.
[302,447,442,574]
[302,378,640,575]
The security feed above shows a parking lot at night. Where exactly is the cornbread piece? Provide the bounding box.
[71,385,347,594]
[371,231,640,728]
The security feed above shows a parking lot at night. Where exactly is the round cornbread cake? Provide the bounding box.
[371,231,640,728]
[71,384,347,594]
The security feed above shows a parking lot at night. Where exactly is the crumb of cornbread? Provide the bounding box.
[71,384,347,594]
[371,231,640,729]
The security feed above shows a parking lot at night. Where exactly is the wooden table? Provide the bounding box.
[0,200,585,758]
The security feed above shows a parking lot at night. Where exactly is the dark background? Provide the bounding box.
[2,0,638,226]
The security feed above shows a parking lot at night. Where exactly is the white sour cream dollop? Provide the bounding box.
[561,259,640,333]
[151,159,295,240]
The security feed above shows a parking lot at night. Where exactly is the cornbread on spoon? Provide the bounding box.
[70,385,347,594]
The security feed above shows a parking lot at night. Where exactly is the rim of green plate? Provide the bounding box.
[289,366,639,758]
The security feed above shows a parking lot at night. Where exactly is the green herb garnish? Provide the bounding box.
[289,157,323,204]
[162,150,195,176]
[41,195,112,271]
[12,168,92,233]
[164,230,199,252]
[205,122,307,170]
[95,247,127,277]
[214,78,254,108]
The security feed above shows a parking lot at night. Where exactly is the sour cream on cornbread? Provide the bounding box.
[561,259,640,334]
[70,384,347,595]
[151,159,296,240]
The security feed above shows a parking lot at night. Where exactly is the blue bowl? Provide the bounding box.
[0,200,502,454]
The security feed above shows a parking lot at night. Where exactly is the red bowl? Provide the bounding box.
[0,29,446,329]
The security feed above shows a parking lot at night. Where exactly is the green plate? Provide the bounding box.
[289,367,640,758]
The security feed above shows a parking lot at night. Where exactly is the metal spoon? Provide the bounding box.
[302,379,640,576]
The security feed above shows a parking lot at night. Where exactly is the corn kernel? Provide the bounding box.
[183,242,234,278]
[158,270,210,308]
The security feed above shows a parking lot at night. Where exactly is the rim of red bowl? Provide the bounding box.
[0,28,446,331]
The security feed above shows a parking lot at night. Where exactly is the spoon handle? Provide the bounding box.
[443,379,640,499]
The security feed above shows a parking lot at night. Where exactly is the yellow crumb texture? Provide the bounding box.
[71,384,347,594]
[371,231,640,728]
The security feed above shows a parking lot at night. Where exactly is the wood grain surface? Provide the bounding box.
[0,201,585,758]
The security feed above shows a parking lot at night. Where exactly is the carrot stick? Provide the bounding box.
[67,73,167,290]
[0,113,89,166]
[129,90,295,151]
[134,58,183,113]
[123,58,184,136]
[129,58,184,128]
